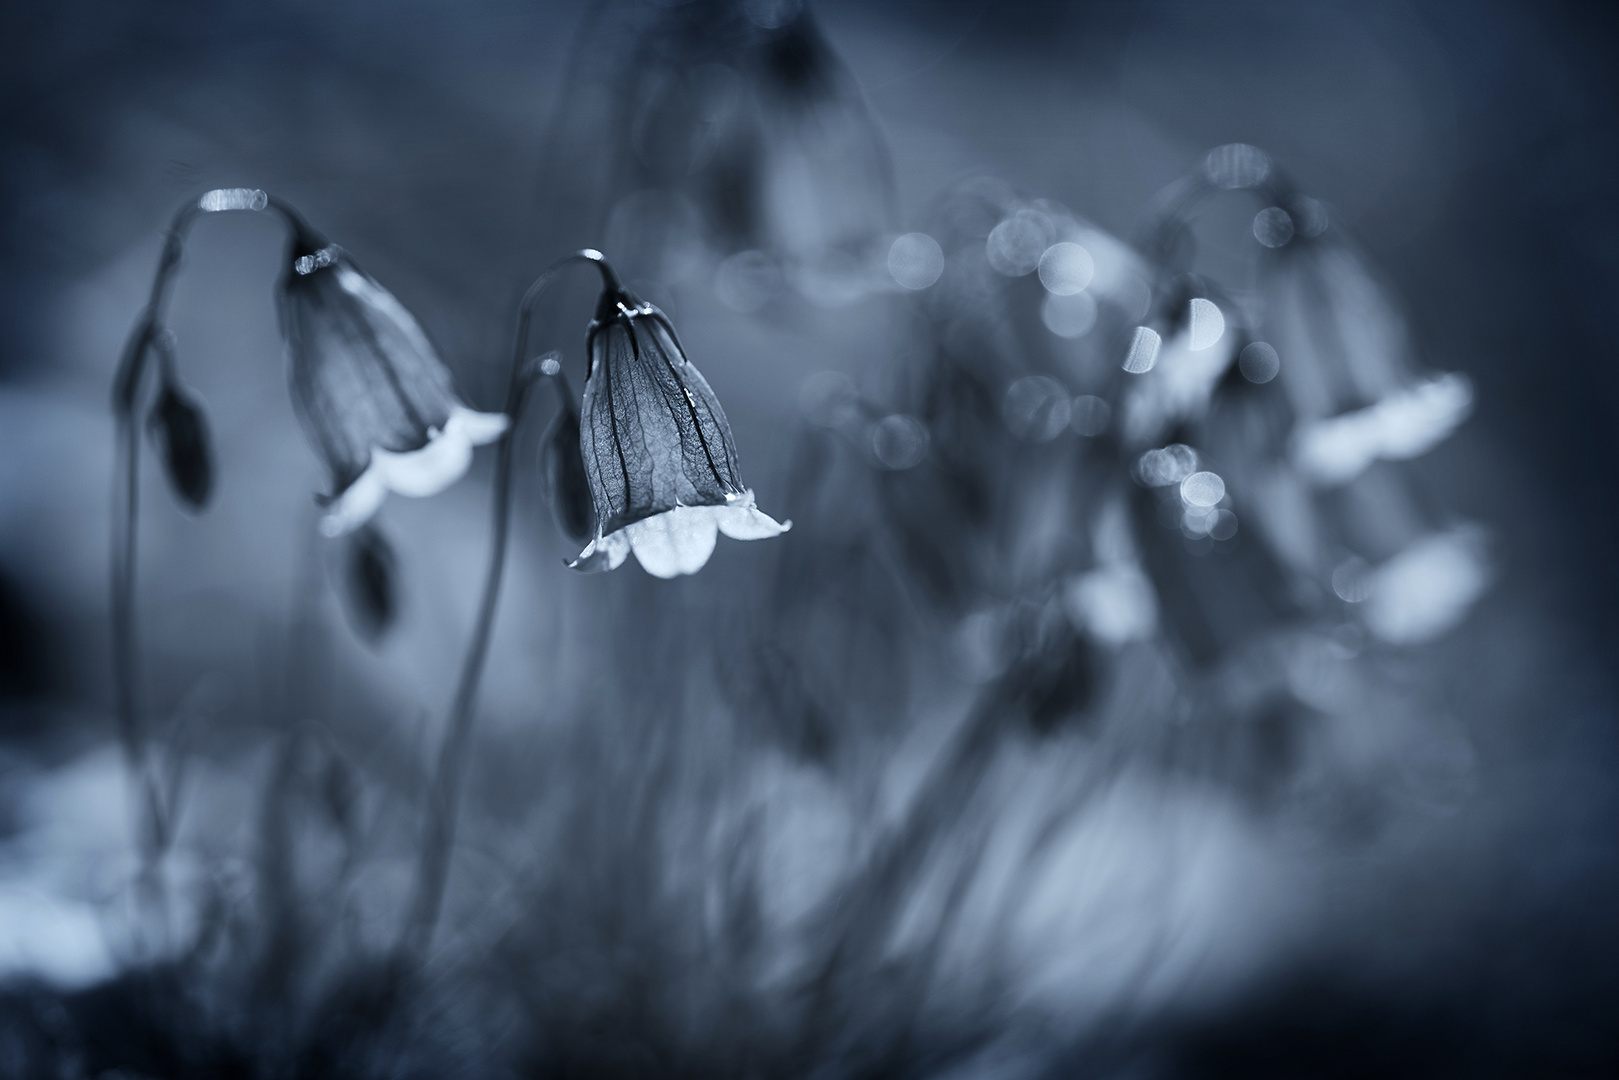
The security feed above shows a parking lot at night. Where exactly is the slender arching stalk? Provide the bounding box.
[398,249,617,961]
[110,203,206,942]
[109,189,302,944]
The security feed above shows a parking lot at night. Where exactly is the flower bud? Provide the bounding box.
[570,276,788,577]
[538,372,596,546]
[277,222,507,537]
[341,522,398,644]
[146,374,214,512]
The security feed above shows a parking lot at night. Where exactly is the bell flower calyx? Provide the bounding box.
[570,271,788,577]
[278,225,507,537]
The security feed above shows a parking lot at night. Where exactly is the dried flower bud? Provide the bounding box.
[146,377,214,511]
[570,276,788,577]
[538,373,596,546]
[341,522,398,643]
[277,222,507,537]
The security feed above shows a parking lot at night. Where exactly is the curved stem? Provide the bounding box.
[111,401,171,947]
[396,377,527,961]
[398,249,612,961]
[110,206,201,945]
[109,189,295,946]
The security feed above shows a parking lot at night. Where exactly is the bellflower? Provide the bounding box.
[278,223,507,537]
[570,275,788,577]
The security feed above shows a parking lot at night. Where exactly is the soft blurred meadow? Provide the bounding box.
[2,1,1618,1076]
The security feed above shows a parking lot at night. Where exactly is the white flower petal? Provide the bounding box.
[714,491,792,541]
[316,408,507,538]
[320,468,388,537]
[373,428,475,498]
[1363,526,1490,645]
[1294,373,1473,487]
[449,405,510,447]
[1064,564,1157,646]
[569,529,631,573]
[1374,373,1472,461]
[626,507,720,578]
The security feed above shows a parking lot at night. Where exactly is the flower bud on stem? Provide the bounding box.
[108,189,307,951]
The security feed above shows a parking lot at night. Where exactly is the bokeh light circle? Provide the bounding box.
[888,232,945,290]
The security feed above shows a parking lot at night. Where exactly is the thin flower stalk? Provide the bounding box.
[113,188,501,950]
[110,188,278,936]
[397,250,611,959]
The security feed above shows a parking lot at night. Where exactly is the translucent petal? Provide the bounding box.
[626,507,720,578]
[714,491,792,540]
[314,406,504,536]
[334,266,440,367]
[373,426,475,498]
[450,405,511,447]
[1374,373,1472,460]
[1294,414,1380,486]
[1294,373,1472,486]
[320,468,389,537]
[1363,527,1490,644]
[569,529,631,574]
[1064,565,1158,646]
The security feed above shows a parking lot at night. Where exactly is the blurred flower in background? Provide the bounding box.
[1154,144,1490,646]
[545,0,895,306]
[1,2,1614,1077]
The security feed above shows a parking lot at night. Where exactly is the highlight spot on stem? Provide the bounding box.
[198,188,268,212]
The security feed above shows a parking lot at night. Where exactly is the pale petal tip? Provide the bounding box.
[627,507,720,578]
[572,501,789,576]
[319,469,387,537]
[373,430,474,499]
[566,549,616,574]
[714,503,792,541]
[714,489,792,541]
[450,405,511,446]
[568,531,629,574]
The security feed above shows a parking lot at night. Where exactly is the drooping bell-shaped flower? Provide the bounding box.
[277,221,507,537]
[570,271,788,577]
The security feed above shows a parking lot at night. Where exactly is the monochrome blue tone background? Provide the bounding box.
[1,2,1616,1075]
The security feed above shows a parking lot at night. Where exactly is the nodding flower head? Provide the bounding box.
[277,220,507,537]
[570,260,789,577]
